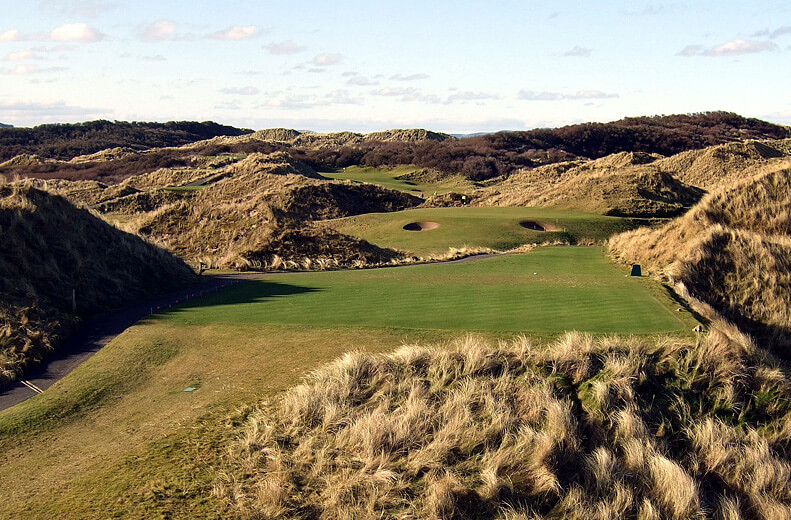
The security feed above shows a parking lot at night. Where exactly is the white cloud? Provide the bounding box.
[138,20,177,42]
[346,75,378,86]
[370,87,440,103]
[0,100,108,123]
[12,64,38,75]
[325,89,363,105]
[390,73,429,81]
[679,38,778,57]
[220,86,260,95]
[264,40,305,54]
[563,46,592,57]
[313,53,342,66]
[50,23,104,42]
[209,25,259,41]
[5,50,35,61]
[771,26,791,39]
[446,91,500,103]
[518,89,618,101]
[141,54,166,61]
[0,29,23,42]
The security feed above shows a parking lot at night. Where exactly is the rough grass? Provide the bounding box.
[477,151,704,217]
[609,167,791,358]
[218,325,791,520]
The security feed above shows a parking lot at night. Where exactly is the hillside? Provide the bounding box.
[0,182,196,384]
[610,167,791,357]
[62,152,421,269]
[0,120,252,162]
[476,151,704,217]
[293,112,791,181]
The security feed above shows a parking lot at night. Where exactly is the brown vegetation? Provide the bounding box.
[217,327,791,519]
[610,167,791,358]
[0,181,196,384]
[122,152,419,269]
[477,151,705,217]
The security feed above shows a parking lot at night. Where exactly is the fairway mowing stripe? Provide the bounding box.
[20,380,44,394]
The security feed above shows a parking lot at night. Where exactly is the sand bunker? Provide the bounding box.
[403,221,439,231]
[519,220,562,232]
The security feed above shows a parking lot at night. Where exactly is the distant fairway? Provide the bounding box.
[319,165,475,195]
[167,247,690,335]
[327,206,644,255]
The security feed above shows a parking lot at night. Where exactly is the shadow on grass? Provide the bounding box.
[157,280,321,313]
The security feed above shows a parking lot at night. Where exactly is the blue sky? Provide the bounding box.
[1,0,790,132]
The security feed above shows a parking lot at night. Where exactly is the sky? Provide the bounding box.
[1,0,790,133]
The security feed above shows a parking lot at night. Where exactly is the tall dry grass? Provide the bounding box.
[0,181,196,384]
[609,167,791,358]
[216,326,791,519]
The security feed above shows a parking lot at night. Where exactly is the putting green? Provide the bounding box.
[327,206,643,255]
[165,247,692,335]
[319,165,475,195]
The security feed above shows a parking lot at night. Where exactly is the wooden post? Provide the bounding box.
[72,288,76,313]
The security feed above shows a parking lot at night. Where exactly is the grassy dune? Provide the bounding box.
[220,328,791,519]
[326,207,642,256]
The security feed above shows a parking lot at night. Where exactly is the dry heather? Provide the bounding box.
[477,151,704,217]
[610,167,791,358]
[217,327,791,520]
[0,181,196,384]
[656,139,791,190]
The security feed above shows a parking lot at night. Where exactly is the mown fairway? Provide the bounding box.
[328,206,644,255]
[319,165,476,195]
[168,247,688,335]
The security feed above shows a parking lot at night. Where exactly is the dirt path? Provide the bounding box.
[0,273,264,412]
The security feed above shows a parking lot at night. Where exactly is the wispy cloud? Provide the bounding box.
[50,23,104,42]
[137,20,178,42]
[346,75,378,86]
[220,86,260,95]
[0,23,104,42]
[40,0,115,18]
[313,53,342,66]
[4,64,68,75]
[624,3,680,16]
[563,46,592,57]
[446,91,499,103]
[209,26,259,41]
[0,100,108,122]
[518,89,618,101]
[4,50,36,61]
[370,87,440,103]
[771,26,791,39]
[390,73,429,81]
[678,38,778,56]
[264,40,305,55]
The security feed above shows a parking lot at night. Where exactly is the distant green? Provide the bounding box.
[319,165,475,195]
[328,206,643,255]
[165,247,690,335]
